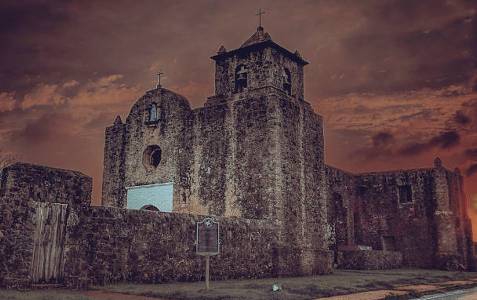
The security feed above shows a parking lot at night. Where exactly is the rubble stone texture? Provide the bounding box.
[0,27,474,288]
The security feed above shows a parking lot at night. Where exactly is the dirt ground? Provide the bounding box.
[1,269,477,300]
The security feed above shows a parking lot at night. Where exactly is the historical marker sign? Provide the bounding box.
[196,217,219,290]
[196,217,220,255]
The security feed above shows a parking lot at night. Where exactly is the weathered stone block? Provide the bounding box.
[337,250,403,270]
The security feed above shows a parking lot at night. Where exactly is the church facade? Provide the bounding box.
[102,26,330,269]
[0,26,474,288]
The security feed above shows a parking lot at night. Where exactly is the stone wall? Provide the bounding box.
[120,88,193,213]
[102,116,126,208]
[337,250,403,270]
[325,162,474,270]
[212,36,305,101]
[63,207,279,287]
[325,166,356,263]
[0,163,92,288]
[0,162,92,208]
[353,169,438,268]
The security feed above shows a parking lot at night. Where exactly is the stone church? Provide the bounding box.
[102,25,474,271]
[0,26,474,288]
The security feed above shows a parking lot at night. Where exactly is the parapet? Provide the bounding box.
[0,162,92,208]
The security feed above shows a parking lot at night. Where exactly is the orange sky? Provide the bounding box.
[0,0,476,237]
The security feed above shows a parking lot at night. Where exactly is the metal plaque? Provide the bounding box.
[196,217,220,256]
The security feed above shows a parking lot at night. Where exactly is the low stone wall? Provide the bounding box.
[63,207,281,287]
[0,163,92,209]
[0,198,35,288]
[337,250,403,270]
[0,163,92,289]
[272,246,333,276]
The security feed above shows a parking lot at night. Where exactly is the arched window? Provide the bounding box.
[143,145,162,169]
[148,103,158,123]
[235,64,248,93]
[283,68,291,96]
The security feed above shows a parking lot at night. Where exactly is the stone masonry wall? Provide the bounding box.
[0,163,92,288]
[213,45,304,101]
[63,207,278,287]
[0,163,91,209]
[325,163,473,270]
[115,88,194,213]
[353,169,437,268]
[325,166,356,262]
[337,250,403,270]
[102,117,126,207]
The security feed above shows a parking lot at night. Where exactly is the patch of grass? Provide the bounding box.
[0,290,94,300]
[92,269,477,300]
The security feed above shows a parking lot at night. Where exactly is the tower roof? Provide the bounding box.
[211,27,308,66]
[240,26,272,48]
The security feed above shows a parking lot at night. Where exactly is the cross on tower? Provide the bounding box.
[256,8,265,28]
[155,72,164,89]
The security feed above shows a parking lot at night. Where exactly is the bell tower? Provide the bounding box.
[210,26,308,101]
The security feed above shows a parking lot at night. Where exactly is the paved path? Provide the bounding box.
[316,289,409,300]
[415,287,477,299]
[317,279,477,300]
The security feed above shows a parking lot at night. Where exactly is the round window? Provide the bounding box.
[143,145,162,169]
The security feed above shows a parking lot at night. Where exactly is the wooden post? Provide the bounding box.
[205,255,210,290]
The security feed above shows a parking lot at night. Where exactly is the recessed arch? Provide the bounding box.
[235,64,248,93]
[140,205,160,211]
[147,103,158,123]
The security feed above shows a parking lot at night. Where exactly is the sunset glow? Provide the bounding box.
[0,1,476,237]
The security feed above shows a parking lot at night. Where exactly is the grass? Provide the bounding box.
[94,269,477,300]
[0,290,95,300]
[1,269,477,300]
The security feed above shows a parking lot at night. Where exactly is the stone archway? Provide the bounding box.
[140,205,160,211]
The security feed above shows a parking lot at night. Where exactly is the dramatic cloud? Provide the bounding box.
[466,163,477,177]
[454,110,471,125]
[372,132,395,148]
[0,92,16,112]
[465,148,477,160]
[21,84,66,109]
[0,0,476,235]
[398,131,460,156]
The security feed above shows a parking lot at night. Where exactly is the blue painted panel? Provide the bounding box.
[126,183,173,212]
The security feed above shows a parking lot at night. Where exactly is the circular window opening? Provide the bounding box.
[143,145,162,169]
[140,205,160,211]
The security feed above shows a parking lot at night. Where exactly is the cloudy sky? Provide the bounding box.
[1,0,476,235]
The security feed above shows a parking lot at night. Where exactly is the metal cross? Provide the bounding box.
[256,8,265,27]
[155,72,164,88]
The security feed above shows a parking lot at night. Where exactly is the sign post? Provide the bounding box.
[196,217,220,290]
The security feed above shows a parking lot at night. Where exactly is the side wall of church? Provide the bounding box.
[446,170,473,269]
[326,164,473,270]
[433,166,473,269]
[189,103,230,216]
[353,169,438,268]
[191,90,333,275]
[325,166,356,255]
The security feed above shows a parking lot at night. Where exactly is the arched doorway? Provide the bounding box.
[140,205,160,211]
